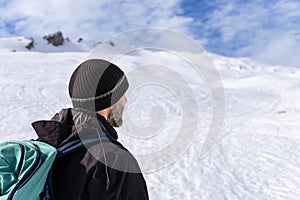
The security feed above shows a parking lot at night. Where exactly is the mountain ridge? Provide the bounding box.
[0,32,95,53]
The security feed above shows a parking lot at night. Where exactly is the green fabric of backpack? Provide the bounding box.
[0,140,57,200]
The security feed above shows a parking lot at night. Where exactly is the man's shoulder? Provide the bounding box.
[85,141,142,173]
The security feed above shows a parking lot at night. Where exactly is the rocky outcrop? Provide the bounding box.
[25,38,34,50]
[43,31,64,46]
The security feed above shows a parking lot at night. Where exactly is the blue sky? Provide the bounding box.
[0,0,299,67]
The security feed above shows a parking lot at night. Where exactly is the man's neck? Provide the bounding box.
[96,107,112,120]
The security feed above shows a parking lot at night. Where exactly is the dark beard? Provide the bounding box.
[107,101,125,127]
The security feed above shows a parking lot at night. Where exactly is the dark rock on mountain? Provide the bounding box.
[43,31,64,46]
[108,41,115,46]
[25,38,34,50]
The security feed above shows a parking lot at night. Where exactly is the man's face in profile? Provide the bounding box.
[108,96,127,127]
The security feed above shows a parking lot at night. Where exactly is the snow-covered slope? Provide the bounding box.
[0,40,299,199]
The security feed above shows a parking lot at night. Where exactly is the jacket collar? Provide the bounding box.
[31,108,118,147]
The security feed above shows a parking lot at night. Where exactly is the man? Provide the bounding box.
[32,59,149,199]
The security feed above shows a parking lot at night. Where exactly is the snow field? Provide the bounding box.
[0,50,299,199]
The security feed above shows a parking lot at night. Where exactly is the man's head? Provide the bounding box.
[68,59,129,126]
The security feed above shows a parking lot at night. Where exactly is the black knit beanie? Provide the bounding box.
[68,59,129,111]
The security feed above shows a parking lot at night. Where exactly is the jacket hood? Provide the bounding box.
[31,108,118,148]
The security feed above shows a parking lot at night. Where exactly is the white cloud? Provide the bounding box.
[253,32,300,67]
[202,0,300,67]
[0,0,194,42]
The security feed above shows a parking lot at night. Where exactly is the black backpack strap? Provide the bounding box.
[56,139,82,159]
[42,131,116,200]
[56,132,116,159]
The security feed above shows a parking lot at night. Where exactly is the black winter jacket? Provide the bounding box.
[32,108,149,200]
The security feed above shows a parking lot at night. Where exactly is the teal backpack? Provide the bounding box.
[0,140,56,200]
[0,132,113,200]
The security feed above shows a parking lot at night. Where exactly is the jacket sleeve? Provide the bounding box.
[87,149,149,200]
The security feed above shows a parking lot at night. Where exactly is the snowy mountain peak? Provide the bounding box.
[0,32,95,53]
